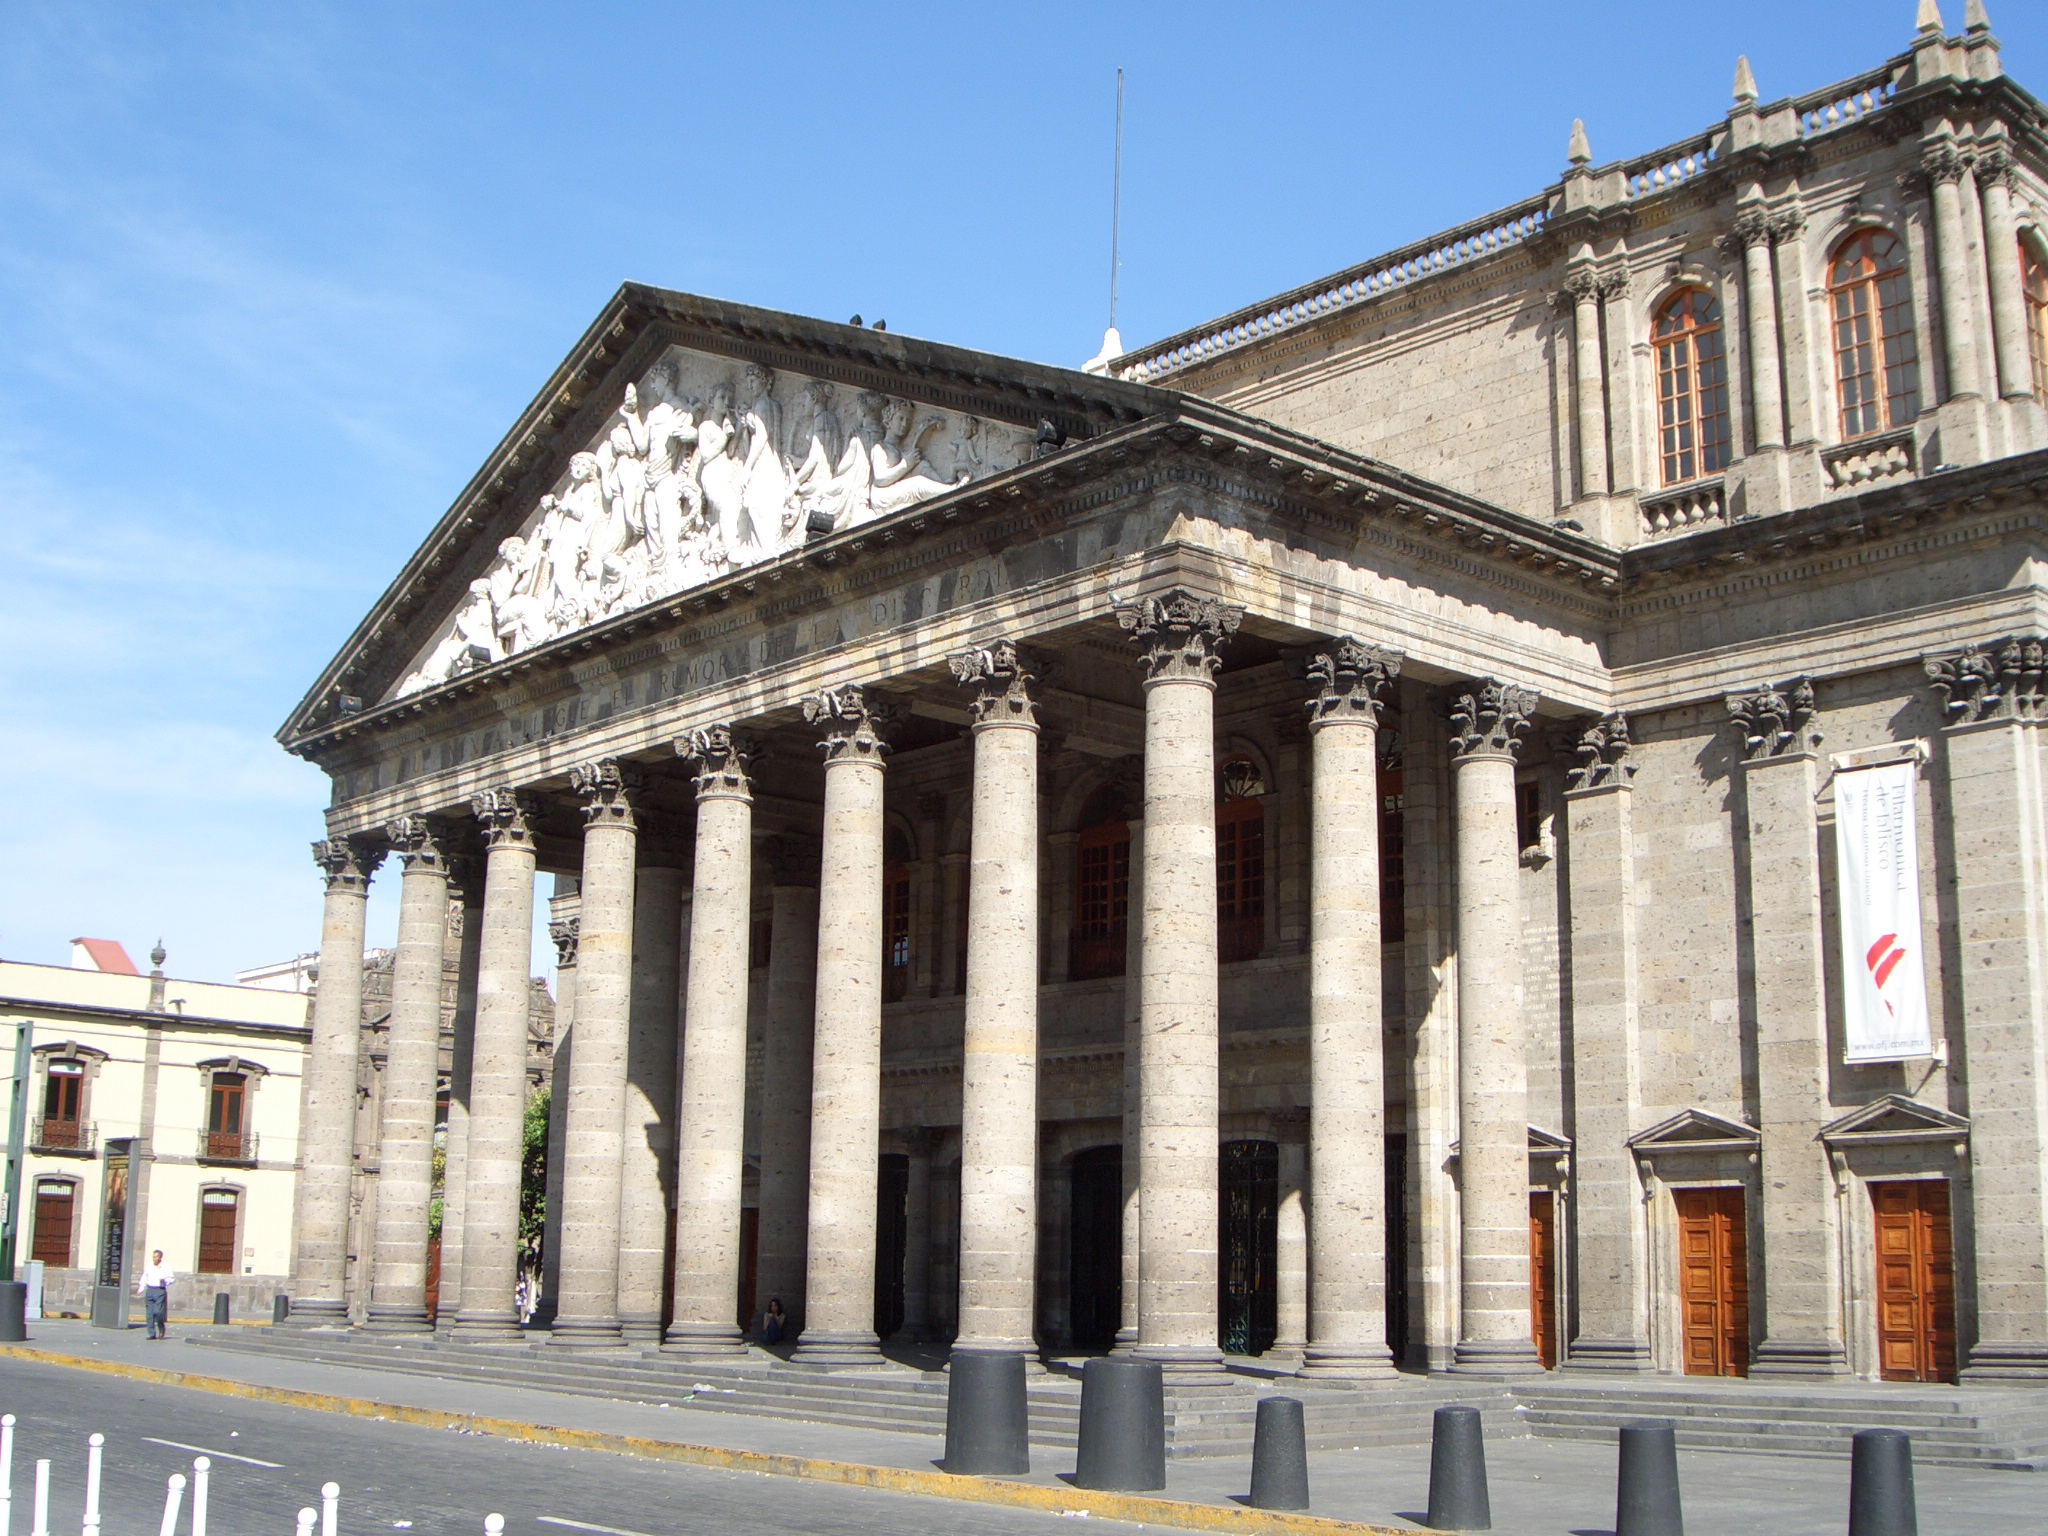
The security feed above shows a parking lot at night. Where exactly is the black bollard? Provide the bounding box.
[213,1293,231,1327]
[272,1293,291,1325]
[944,1350,1030,1476]
[1247,1395,1310,1511]
[0,1281,26,1343]
[1425,1404,1491,1532]
[1615,1418,1683,1536]
[1848,1428,1917,1536]
[1073,1357,1166,1492]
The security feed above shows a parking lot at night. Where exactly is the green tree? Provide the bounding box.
[519,1085,550,1252]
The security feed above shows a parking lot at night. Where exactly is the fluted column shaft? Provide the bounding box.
[1302,640,1400,1379]
[366,819,450,1332]
[618,857,683,1340]
[1449,680,1543,1374]
[293,835,383,1323]
[1568,269,1609,499]
[452,789,539,1341]
[551,764,639,1345]
[434,866,484,1333]
[666,727,757,1354]
[756,874,819,1335]
[951,640,1042,1356]
[793,686,891,1365]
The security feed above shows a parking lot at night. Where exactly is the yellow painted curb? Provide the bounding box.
[0,1344,1408,1536]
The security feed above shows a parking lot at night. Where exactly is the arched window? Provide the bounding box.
[1071,786,1131,980]
[31,1178,76,1267]
[1653,289,1731,485]
[883,828,912,1003]
[1216,759,1266,964]
[1829,230,1921,439]
[198,1187,241,1274]
[2024,239,2048,403]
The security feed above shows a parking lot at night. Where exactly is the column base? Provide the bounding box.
[549,1316,625,1348]
[1961,1341,2048,1381]
[1132,1342,1235,1386]
[1449,1338,1546,1376]
[661,1321,746,1356]
[1749,1337,1849,1378]
[618,1314,663,1344]
[1109,1326,1140,1355]
[361,1304,433,1335]
[1560,1337,1656,1373]
[281,1299,349,1328]
[448,1311,527,1344]
[1299,1341,1399,1381]
[789,1328,889,1367]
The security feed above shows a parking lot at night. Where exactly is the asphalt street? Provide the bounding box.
[0,1355,1132,1536]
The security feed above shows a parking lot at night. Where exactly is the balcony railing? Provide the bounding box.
[30,1118,94,1155]
[197,1129,258,1164]
[1639,479,1728,540]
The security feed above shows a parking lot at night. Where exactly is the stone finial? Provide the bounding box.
[676,724,756,799]
[1925,635,2048,723]
[1304,637,1402,727]
[949,638,1040,727]
[1917,0,1944,35]
[1964,0,1988,33]
[570,758,643,826]
[1113,589,1242,684]
[150,940,166,970]
[1732,55,1758,105]
[471,787,542,849]
[147,942,168,1015]
[803,684,893,766]
[549,917,581,968]
[1447,679,1538,761]
[1567,119,1592,168]
[1567,712,1636,790]
[386,814,448,870]
[312,834,384,892]
[1726,678,1820,760]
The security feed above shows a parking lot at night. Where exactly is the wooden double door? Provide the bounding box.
[1676,1186,1750,1377]
[1872,1180,1957,1383]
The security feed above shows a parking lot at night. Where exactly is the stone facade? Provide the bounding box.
[278,9,2048,1382]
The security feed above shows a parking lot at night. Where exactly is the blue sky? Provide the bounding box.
[1,1,2038,985]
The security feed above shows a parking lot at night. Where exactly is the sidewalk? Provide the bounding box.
[0,1320,2035,1535]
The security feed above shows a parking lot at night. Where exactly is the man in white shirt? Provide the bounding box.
[134,1250,174,1339]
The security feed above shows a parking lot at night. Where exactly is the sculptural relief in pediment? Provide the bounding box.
[393,348,1038,699]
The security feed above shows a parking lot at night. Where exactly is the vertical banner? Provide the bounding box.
[1834,761,1933,1061]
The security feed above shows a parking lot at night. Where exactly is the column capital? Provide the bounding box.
[1447,678,1539,762]
[312,834,384,893]
[1566,711,1637,790]
[386,814,451,872]
[549,916,580,969]
[949,638,1042,728]
[1766,204,1807,245]
[1304,638,1402,728]
[1114,588,1241,685]
[471,786,543,848]
[1926,635,2048,725]
[1921,141,1969,186]
[1596,263,1632,301]
[1562,265,1602,305]
[570,759,643,827]
[676,725,756,800]
[804,683,894,766]
[1717,207,1774,256]
[1726,677,1820,760]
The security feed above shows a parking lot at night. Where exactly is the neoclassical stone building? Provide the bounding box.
[280,6,2048,1383]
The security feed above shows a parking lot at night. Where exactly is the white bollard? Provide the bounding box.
[189,1458,208,1536]
[484,1519,504,1535]
[29,1460,48,1536]
[80,1433,102,1536]
[156,1474,183,1536]
[1,1412,15,1536]
[318,1482,338,1536]
[292,1510,314,1536]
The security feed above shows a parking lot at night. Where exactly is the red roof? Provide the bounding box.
[70,938,138,975]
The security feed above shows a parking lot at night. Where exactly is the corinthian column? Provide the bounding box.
[434,859,484,1334]
[451,787,540,1341]
[366,816,451,1333]
[665,726,758,1355]
[1300,638,1401,1379]
[292,834,384,1324]
[1566,263,1609,501]
[756,841,819,1336]
[1448,678,1543,1375]
[1976,144,2037,405]
[550,762,640,1346]
[792,685,892,1365]
[1117,589,1240,1376]
[1926,141,1985,404]
[618,835,684,1341]
[949,639,1042,1357]
[1732,203,1785,450]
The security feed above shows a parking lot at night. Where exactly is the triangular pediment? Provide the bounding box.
[1627,1108,1760,1153]
[1819,1094,1970,1145]
[1450,1125,1573,1158]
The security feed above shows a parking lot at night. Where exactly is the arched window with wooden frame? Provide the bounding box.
[1829,229,1921,439]
[197,1186,242,1275]
[2024,237,2048,403]
[883,828,913,1003]
[1653,287,1731,485]
[1071,786,1131,980]
[1216,758,1267,965]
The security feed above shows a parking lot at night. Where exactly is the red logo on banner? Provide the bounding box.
[1866,933,1907,1014]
